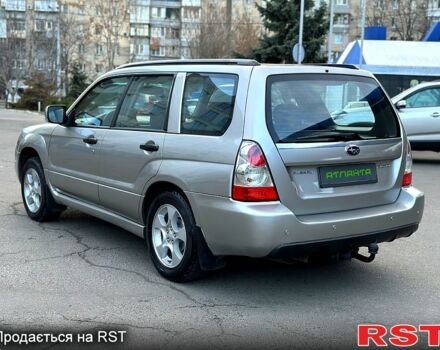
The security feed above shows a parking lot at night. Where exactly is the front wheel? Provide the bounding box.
[21,157,64,222]
[146,191,205,282]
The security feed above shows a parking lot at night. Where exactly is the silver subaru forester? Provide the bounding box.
[15,60,425,281]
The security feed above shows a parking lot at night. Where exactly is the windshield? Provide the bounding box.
[266,74,400,143]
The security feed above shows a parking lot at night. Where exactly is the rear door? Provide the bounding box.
[97,74,175,222]
[245,69,404,216]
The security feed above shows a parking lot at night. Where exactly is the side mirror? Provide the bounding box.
[395,100,407,110]
[46,105,67,124]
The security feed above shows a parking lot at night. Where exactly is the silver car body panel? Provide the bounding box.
[392,82,440,143]
[15,63,425,258]
[186,187,423,256]
[98,130,165,222]
[48,126,108,205]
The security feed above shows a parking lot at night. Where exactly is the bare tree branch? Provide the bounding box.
[87,0,128,71]
[363,0,430,41]
[188,3,262,59]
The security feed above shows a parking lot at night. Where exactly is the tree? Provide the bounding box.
[0,35,27,104]
[15,72,56,110]
[24,8,60,90]
[250,0,328,63]
[189,3,229,58]
[233,10,263,58]
[88,0,128,71]
[188,3,263,59]
[352,0,430,41]
[68,64,88,99]
[60,4,87,96]
[0,38,19,98]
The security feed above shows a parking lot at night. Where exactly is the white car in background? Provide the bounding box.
[392,81,440,152]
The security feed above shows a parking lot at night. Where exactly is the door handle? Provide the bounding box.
[431,112,440,118]
[83,135,98,145]
[140,140,159,152]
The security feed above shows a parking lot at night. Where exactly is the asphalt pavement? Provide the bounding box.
[0,109,439,349]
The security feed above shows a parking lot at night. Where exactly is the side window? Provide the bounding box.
[406,88,440,108]
[115,75,174,131]
[71,77,130,127]
[181,73,238,136]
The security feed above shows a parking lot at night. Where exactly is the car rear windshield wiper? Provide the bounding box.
[287,131,366,143]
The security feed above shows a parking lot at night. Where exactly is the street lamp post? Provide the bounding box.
[359,0,367,68]
[327,0,334,63]
[298,0,305,64]
[226,0,232,57]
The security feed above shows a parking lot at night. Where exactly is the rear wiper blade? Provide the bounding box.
[291,131,365,143]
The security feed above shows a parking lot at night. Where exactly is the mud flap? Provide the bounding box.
[194,226,226,271]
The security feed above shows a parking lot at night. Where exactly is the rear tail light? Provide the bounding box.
[402,143,413,187]
[232,141,279,202]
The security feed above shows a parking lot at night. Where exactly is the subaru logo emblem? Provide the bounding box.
[346,145,360,156]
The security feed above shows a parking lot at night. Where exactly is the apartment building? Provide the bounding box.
[317,0,353,62]
[129,0,150,62]
[0,0,60,85]
[181,0,201,58]
[428,0,440,20]
[0,0,204,93]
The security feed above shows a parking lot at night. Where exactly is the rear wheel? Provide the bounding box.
[21,157,64,222]
[146,191,205,282]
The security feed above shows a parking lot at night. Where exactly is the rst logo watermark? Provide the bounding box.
[358,324,440,347]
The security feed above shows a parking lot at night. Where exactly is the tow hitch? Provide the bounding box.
[352,243,379,263]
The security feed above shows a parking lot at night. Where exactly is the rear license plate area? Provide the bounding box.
[318,163,378,188]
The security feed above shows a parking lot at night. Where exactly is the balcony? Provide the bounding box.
[181,17,200,25]
[150,36,180,46]
[129,0,151,5]
[180,37,194,47]
[150,17,180,28]
[34,0,59,12]
[182,0,201,6]
[130,26,149,37]
[7,29,26,38]
[4,0,26,11]
[427,7,440,19]
[151,0,181,8]
[333,24,349,33]
[129,6,150,24]
[334,4,351,14]
[130,14,150,24]
[131,52,150,61]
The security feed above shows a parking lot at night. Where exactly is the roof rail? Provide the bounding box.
[117,59,260,69]
[306,63,359,70]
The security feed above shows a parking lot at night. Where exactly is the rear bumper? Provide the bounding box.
[186,186,424,257]
[269,224,418,259]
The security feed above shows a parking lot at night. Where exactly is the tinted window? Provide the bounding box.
[115,75,174,131]
[267,74,399,143]
[406,88,440,108]
[72,77,130,127]
[181,73,238,136]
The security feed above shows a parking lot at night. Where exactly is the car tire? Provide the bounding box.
[21,157,65,222]
[146,191,206,282]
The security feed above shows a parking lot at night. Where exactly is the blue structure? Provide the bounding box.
[364,26,387,40]
[337,40,440,96]
[337,40,440,76]
[423,22,440,41]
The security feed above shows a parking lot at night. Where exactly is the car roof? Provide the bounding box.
[105,60,374,81]
[391,81,440,101]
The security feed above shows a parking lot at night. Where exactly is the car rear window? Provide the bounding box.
[266,74,400,143]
